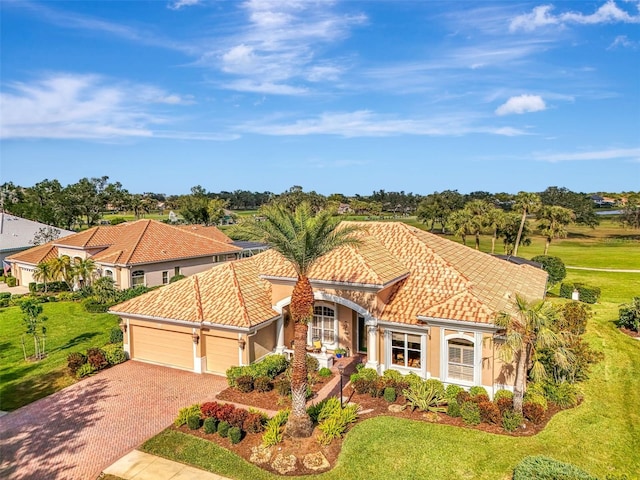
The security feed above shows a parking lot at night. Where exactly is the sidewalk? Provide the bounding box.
[102,450,231,480]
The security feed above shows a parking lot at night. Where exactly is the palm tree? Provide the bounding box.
[447,209,474,246]
[486,207,506,254]
[48,255,74,290]
[464,200,492,250]
[512,192,542,257]
[239,202,363,438]
[73,258,97,287]
[32,261,55,293]
[495,295,566,414]
[537,206,575,255]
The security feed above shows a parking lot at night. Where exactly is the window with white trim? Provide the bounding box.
[391,332,422,369]
[162,271,169,284]
[312,305,336,345]
[448,339,474,382]
[131,270,145,286]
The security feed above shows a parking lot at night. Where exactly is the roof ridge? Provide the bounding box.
[121,220,152,264]
[81,226,102,248]
[171,223,234,245]
[229,261,253,327]
[192,275,204,322]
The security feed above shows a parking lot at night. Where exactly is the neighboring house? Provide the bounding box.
[0,213,74,266]
[337,203,352,215]
[7,220,257,289]
[110,222,548,396]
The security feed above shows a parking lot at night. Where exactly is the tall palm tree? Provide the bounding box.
[73,258,97,287]
[485,207,506,254]
[447,209,474,246]
[32,261,55,293]
[464,199,492,250]
[239,202,363,438]
[537,205,575,255]
[512,192,542,257]
[48,255,74,290]
[495,295,566,414]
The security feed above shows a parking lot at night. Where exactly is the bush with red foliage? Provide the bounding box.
[456,391,471,404]
[523,402,545,424]
[215,403,236,422]
[496,397,514,413]
[201,402,222,419]
[243,412,264,433]
[86,348,108,370]
[478,401,501,424]
[472,394,490,404]
[351,378,372,395]
[228,408,248,429]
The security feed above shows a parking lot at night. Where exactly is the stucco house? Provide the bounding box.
[110,222,548,396]
[0,213,74,266]
[6,220,257,289]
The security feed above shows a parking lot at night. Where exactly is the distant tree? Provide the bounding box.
[207,198,228,225]
[539,186,598,228]
[49,255,74,290]
[486,207,506,254]
[500,212,531,255]
[619,195,640,229]
[537,206,575,255]
[464,199,493,250]
[464,191,494,204]
[512,192,542,257]
[21,298,48,361]
[30,226,62,246]
[447,209,474,246]
[275,186,327,212]
[417,190,464,232]
[73,258,97,287]
[531,255,566,287]
[617,297,640,332]
[180,186,212,224]
[66,176,110,227]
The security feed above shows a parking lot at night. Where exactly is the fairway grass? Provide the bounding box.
[0,301,119,411]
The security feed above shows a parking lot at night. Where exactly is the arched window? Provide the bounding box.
[311,305,336,345]
[448,339,474,382]
[104,270,113,279]
[131,270,145,286]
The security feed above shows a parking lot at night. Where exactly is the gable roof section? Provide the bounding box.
[110,258,277,327]
[6,242,59,265]
[174,225,234,244]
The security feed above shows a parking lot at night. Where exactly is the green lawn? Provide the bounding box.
[0,301,119,411]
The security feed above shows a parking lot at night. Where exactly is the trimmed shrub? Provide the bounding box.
[187,414,201,430]
[494,389,514,402]
[502,410,524,432]
[217,421,230,437]
[229,426,242,444]
[351,378,372,395]
[545,382,581,409]
[306,354,320,372]
[424,379,445,397]
[29,282,37,293]
[447,399,461,417]
[76,362,96,378]
[524,390,548,411]
[169,274,186,283]
[471,393,490,404]
[478,401,501,424]
[6,277,17,287]
[228,408,249,429]
[469,386,489,398]
[318,367,332,378]
[523,402,545,424]
[456,391,471,404]
[109,327,124,344]
[175,404,201,427]
[203,417,218,434]
[350,367,378,383]
[368,378,387,398]
[531,255,566,286]
[243,412,264,433]
[382,369,403,381]
[274,378,291,396]
[201,402,221,419]
[496,396,514,414]
[102,343,126,365]
[215,403,236,423]
[558,302,591,335]
[445,384,465,401]
[560,283,601,304]
[81,298,110,313]
[383,387,397,403]
[616,297,640,333]
[86,348,108,370]
[513,456,598,480]
[236,375,254,393]
[254,376,272,393]
[67,352,87,374]
[460,401,481,425]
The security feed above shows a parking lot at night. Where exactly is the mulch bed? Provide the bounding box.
[620,327,640,339]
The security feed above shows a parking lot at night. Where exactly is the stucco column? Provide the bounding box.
[365,324,379,372]
[193,328,204,374]
[275,315,286,354]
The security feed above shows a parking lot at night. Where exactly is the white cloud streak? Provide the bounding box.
[495,94,546,115]
[536,147,640,162]
[168,0,201,10]
[510,1,640,32]
[609,35,639,49]
[238,110,526,137]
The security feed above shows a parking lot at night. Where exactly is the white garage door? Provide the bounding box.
[205,335,238,374]
[130,325,194,370]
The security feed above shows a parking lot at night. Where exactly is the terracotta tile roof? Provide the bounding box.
[6,242,59,265]
[174,225,234,244]
[111,221,548,329]
[110,258,277,327]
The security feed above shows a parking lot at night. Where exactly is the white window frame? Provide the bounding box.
[441,332,482,387]
[131,270,145,287]
[308,302,338,349]
[162,271,169,284]
[103,269,113,279]
[384,328,427,377]
[447,339,475,383]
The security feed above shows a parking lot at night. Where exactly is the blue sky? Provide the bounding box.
[1,0,638,196]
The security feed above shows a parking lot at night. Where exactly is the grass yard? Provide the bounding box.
[0,301,119,411]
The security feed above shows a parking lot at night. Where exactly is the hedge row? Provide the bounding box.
[559,283,601,304]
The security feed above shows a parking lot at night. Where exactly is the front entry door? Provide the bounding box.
[357,315,367,353]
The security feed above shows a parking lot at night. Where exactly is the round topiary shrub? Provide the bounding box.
[254,376,272,393]
[109,327,124,344]
[523,402,545,424]
[478,401,501,424]
[236,375,254,393]
[502,410,524,432]
[383,386,397,403]
[493,389,514,402]
[203,417,218,434]
[187,414,201,430]
[447,399,461,417]
[318,367,332,378]
[229,426,242,444]
[217,420,230,437]
[445,384,465,401]
[469,386,489,398]
[67,352,87,375]
[460,401,481,426]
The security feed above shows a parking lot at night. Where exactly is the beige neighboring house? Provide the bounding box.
[0,213,74,266]
[110,222,548,396]
[6,220,253,289]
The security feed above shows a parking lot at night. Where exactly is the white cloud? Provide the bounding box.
[209,1,366,94]
[238,110,526,137]
[609,35,639,49]
[536,147,640,162]
[495,95,546,115]
[510,1,640,32]
[168,0,201,10]
[0,73,220,141]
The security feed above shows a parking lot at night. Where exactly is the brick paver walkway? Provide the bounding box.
[0,361,227,480]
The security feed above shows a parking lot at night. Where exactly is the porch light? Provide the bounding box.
[337,364,345,409]
[192,332,200,344]
[238,337,246,350]
[119,322,127,333]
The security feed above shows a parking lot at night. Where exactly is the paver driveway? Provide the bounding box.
[0,361,228,480]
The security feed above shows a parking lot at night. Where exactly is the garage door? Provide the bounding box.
[130,326,194,370]
[205,335,238,374]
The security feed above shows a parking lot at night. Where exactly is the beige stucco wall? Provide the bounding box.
[427,326,441,378]
[250,322,277,363]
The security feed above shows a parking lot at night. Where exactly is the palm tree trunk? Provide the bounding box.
[475,231,480,250]
[513,209,527,256]
[513,350,528,414]
[544,238,550,255]
[491,231,497,254]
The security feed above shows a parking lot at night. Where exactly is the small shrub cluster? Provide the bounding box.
[383,387,397,403]
[0,292,11,308]
[175,404,201,427]
[316,397,359,446]
[226,354,289,388]
[460,401,481,426]
[403,381,446,413]
[616,297,640,333]
[502,410,524,432]
[262,409,290,447]
[182,401,266,443]
[513,456,598,480]
[318,367,332,378]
